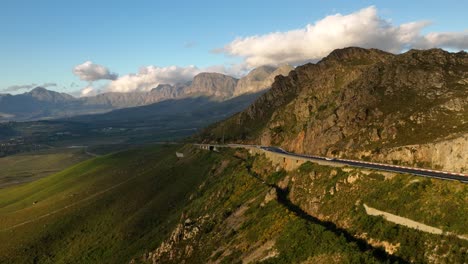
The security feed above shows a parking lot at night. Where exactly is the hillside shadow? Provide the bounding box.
[237,157,409,263]
[273,186,408,263]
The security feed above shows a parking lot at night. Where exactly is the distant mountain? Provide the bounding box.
[68,91,266,131]
[186,72,238,98]
[0,87,89,121]
[0,66,292,121]
[27,87,75,102]
[234,64,293,96]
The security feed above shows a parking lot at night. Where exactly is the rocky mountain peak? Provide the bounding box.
[321,47,394,65]
[192,72,238,83]
[29,87,48,94]
[398,48,467,65]
[28,87,75,102]
[233,64,294,96]
[188,72,239,98]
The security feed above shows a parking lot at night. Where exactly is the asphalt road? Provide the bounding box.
[258,146,468,183]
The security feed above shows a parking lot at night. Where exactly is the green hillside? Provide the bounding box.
[0,144,216,263]
[135,148,467,264]
[0,148,90,188]
[1,144,466,263]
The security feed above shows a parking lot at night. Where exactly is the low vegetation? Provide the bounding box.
[0,145,217,263]
[0,147,90,188]
[1,145,466,263]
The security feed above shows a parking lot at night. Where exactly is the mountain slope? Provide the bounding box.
[0,87,124,121]
[0,87,84,120]
[60,91,266,144]
[204,48,468,172]
[0,145,216,263]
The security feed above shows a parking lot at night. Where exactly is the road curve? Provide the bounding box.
[198,144,468,183]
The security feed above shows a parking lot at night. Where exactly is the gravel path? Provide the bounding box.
[363,204,467,241]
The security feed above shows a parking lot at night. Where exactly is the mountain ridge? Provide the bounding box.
[203,47,468,172]
[0,65,292,121]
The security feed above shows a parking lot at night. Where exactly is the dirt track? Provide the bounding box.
[363,204,467,241]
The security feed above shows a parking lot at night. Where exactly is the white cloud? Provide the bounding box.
[80,86,97,97]
[203,63,250,78]
[73,61,118,81]
[73,6,468,94]
[106,65,201,93]
[221,6,468,67]
[2,82,57,92]
[105,64,250,93]
[418,31,468,50]
[3,84,37,92]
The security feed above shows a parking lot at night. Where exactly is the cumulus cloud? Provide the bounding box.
[106,65,201,93]
[105,63,251,93]
[221,6,468,67]
[204,63,250,78]
[2,84,37,92]
[2,82,57,92]
[73,61,118,81]
[80,86,98,97]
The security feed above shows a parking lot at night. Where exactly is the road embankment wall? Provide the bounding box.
[246,147,343,171]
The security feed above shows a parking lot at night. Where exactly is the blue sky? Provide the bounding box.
[1,0,467,95]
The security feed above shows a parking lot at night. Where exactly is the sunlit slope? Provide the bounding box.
[0,145,217,263]
[0,148,90,188]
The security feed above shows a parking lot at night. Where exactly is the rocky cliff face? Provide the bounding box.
[206,48,468,172]
[185,72,238,98]
[82,83,188,108]
[371,133,468,173]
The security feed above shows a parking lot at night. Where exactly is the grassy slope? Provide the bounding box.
[149,149,393,264]
[1,146,466,263]
[0,148,90,188]
[150,149,466,263]
[0,144,218,263]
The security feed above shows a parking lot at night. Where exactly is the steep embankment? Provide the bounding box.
[135,147,467,264]
[204,48,468,172]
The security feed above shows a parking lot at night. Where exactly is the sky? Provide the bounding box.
[1,0,467,96]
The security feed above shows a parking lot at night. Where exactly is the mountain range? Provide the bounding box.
[0,65,293,121]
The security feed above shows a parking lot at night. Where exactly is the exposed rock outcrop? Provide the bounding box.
[142,215,209,264]
[372,133,468,173]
